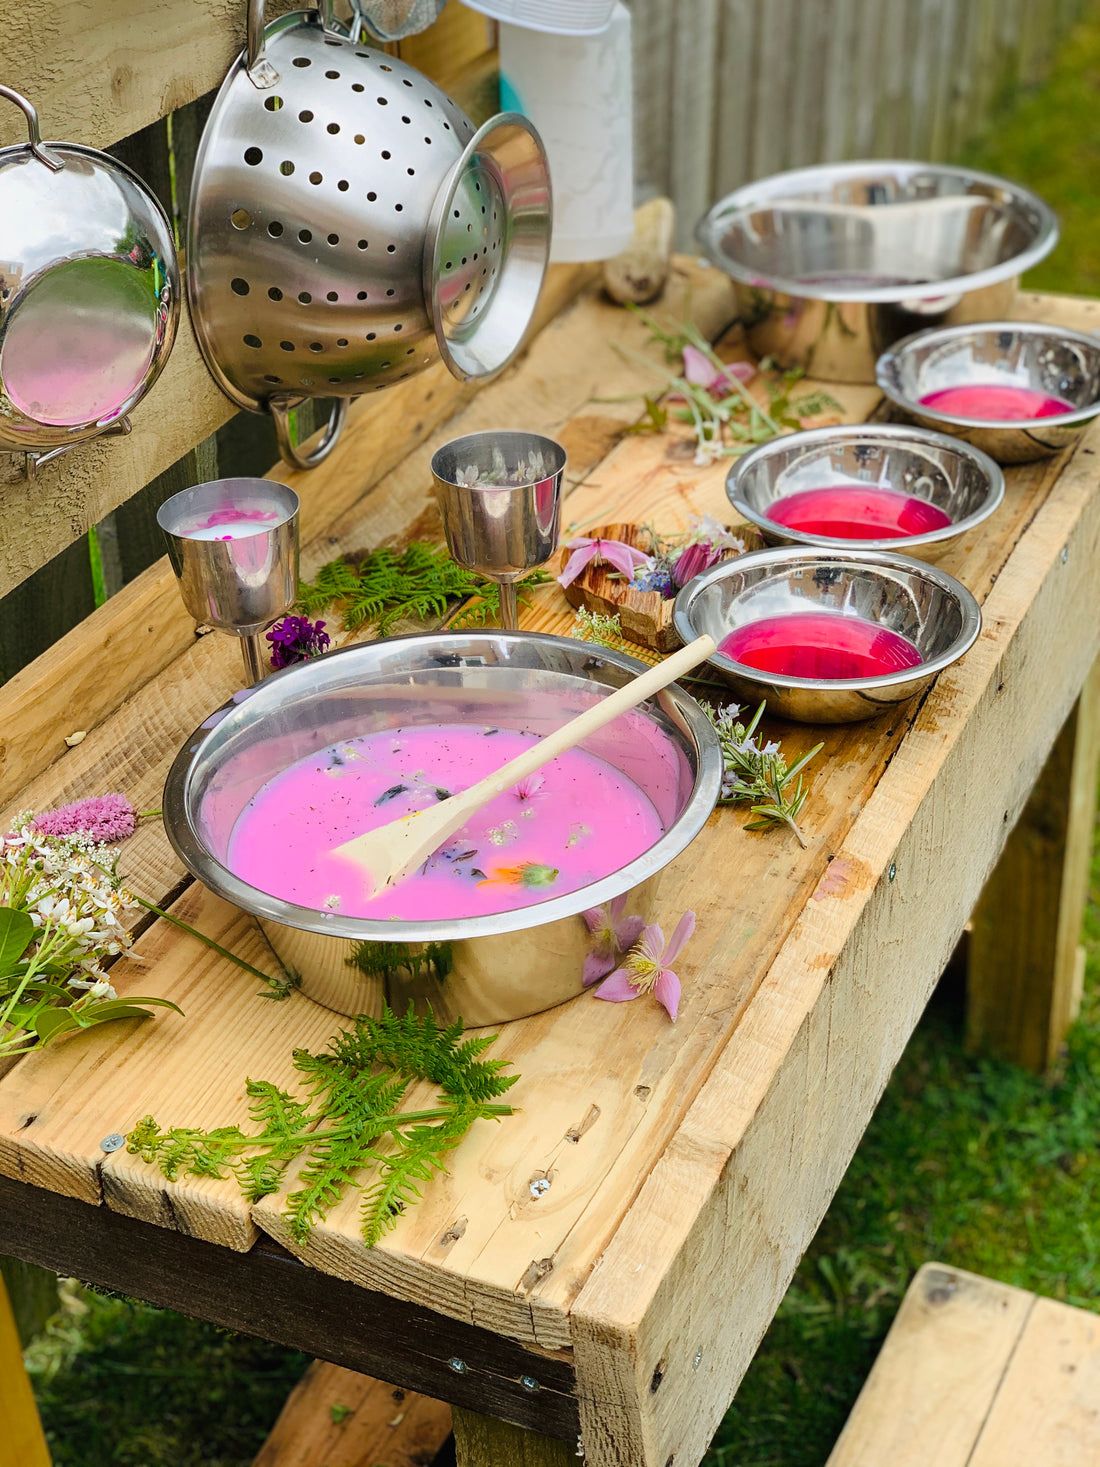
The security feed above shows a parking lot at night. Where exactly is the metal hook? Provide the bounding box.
[0,85,64,171]
[246,0,341,87]
[270,398,349,470]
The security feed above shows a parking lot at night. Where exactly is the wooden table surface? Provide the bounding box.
[2,265,1099,1467]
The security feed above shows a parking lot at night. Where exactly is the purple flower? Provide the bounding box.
[581,894,645,987]
[592,910,696,1022]
[672,540,724,588]
[558,537,652,590]
[33,794,137,843]
[267,615,331,669]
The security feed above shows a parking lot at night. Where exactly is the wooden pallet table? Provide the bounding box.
[2,266,1100,1467]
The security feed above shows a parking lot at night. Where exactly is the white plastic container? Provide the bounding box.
[499,2,634,262]
[460,0,615,35]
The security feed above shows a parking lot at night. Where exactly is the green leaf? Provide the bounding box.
[0,907,34,974]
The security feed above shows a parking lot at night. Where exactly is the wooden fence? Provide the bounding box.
[0,0,1090,683]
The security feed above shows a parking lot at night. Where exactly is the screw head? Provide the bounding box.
[888,862,897,883]
[692,1348,704,1371]
[448,1357,467,1374]
[100,1133,125,1153]
[520,1374,539,1392]
[1062,546,1069,564]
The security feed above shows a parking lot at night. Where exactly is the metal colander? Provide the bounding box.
[187,0,551,468]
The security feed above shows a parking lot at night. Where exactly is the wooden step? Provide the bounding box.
[826,1262,1100,1467]
[253,1360,453,1467]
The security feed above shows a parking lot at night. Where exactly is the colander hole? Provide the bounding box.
[309,170,323,185]
[445,260,452,269]
[325,70,340,79]
[298,109,314,122]
[280,341,295,351]
[407,167,415,175]
[474,180,480,191]
[268,287,284,301]
[377,96,388,105]
[310,342,323,352]
[264,95,283,111]
[424,136,432,144]
[386,244,396,253]
[357,290,368,300]
[326,291,338,301]
[338,179,349,191]
[394,323,402,331]
[244,146,263,165]
[394,203,403,212]
[354,372,365,379]
[298,291,312,303]
[472,251,478,260]
[293,56,311,66]
[326,122,340,134]
[401,115,410,124]
[244,334,261,347]
[406,347,414,355]
[337,338,348,346]
[381,360,391,368]
[381,150,391,159]
[352,83,364,92]
[366,332,376,340]
[461,256,467,264]
[327,232,339,245]
[481,205,486,213]
[325,38,342,46]
[231,277,250,295]
[403,78,413,87]
[280,160,295,175]
[298,229,312,242]
[453,209,459,218]
[268,220,284,237]
[464,283,471,291]
[425,99,433,108]
[354,134,365,144]
[444,122,451,130]
[466,223,472,232]
[367,191,377,201]
[231,208,251,229]
[386,288,395,296]
[379,62,392,70]
[264,374,282,383]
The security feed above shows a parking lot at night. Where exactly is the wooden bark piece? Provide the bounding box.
[453,1407,575,1467]
[558,524,676,651]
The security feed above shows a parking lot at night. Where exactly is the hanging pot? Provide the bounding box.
[0,86,180,478]
[186,0,552,470]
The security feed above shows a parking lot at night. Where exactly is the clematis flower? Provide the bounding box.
[266,615,330,669]
[513,774,545,801]
[581,894,645,987]
[681,344,756,396]
[592,911,696,1022]
[33,794,137,843]
[672,540,724,587]
[558,536,652,590]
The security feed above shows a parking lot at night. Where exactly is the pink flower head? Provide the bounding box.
[592,910,696,1022]
[681,344,755,397]
[581,893,645,987]
[672,540,723,588]
[558,536,652,590]
[33,793,137,843]
[514,773,545,801]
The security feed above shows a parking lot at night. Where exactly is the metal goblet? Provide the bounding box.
[157,478,300,685]
[430,430,566,629]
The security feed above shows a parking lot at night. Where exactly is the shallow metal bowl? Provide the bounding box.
[876,321,1100,463]
[696,161,1057,383]
[727,424,1004,562]
[672,546,981,724]
[163,631,721,1025]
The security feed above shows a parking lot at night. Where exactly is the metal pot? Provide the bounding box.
[696,161,1057,384]
[0,86,180,477]
[163,632,721,1025]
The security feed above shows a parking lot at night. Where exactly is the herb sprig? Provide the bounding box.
[703,702,823,848]
[128,1005,517,1247]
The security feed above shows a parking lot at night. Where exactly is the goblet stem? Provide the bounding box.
[242,632,269,686]
[498,582,519,631]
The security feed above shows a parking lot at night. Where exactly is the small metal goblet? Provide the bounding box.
[157,477,300,685]
[430,430,566,629]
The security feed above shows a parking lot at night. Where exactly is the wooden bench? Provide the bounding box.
[827,1262,1100,1467]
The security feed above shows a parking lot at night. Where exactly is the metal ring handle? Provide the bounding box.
[270,398,349,470]
[246,0,340,83]
[0,85,64,171]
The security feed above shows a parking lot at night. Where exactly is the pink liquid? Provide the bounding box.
[919,384,1073,420]
[227,724,664,920]
[185,507,281,541]
[720,613,923,680]
[766,482,952,540]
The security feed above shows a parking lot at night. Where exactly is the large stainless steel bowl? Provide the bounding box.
[163,631,722,1025]
[726,424,1004,561]
[672,546,981,724]
[876,321,1100,463]
[696,161,1058,384]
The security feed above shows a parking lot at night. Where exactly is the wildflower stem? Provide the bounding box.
[129,895,285,990]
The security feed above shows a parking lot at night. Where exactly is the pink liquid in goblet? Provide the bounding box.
[919,384,1074,420]
[766,482,952,540]
[184,507,282,541]
[719,613,923,680]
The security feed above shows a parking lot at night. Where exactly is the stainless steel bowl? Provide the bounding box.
[696,161,1057,383]
[163,631,722,1025]
[727,424,1004,562]
[672,546,981,724]
[876,321,1100,464]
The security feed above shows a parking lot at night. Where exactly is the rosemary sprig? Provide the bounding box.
[128,1005,517,1248]
[702,701,823,848]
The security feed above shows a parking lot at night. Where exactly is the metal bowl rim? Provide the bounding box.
[695,159,1058,303]
[672,543,982,691]
[163,630,723,943]
[876,319,1100,429]
[725,423,1005,552]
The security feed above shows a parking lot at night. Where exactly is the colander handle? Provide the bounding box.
[0,86,64,172]
[270,398,350,471]
[246,0,340,85]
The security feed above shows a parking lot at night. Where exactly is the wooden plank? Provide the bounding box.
[968,654,1100,1070]
[970,1295,1100,1467]
[568,419,1100,1465]
[453,1408,574,1467]
[0,1274,51,1467]
[253,1362,453,1467]
[398,1,493,82]
[627,0,674,208]
[0,536,96,685]
[824,1263,1034,1467]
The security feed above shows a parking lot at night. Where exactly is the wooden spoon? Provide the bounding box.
[332,633,717,897]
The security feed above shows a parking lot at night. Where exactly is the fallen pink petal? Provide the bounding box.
[681,343,756,396]
[592,909,695,1021]
[583,894,646,986]
[557,536,652,589]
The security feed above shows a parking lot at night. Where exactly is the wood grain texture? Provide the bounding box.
[253,1362,453,1467]
[824,1263,1034,1467]
[453,1408,575,1467]
[0,1274,51,1467]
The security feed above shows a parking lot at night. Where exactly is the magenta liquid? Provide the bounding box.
[919,384,1073,420]
[720,613,923,680]
[766,482,952,540]
[227,724,664,920]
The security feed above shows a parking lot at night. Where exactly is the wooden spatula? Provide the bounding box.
[331,633,717,897]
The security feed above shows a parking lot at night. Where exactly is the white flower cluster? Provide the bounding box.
[0,827,136,999]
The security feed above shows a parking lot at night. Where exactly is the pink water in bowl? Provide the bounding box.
[919,384,1074,420]
[719,612,923,680]
[765,482,952,540]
